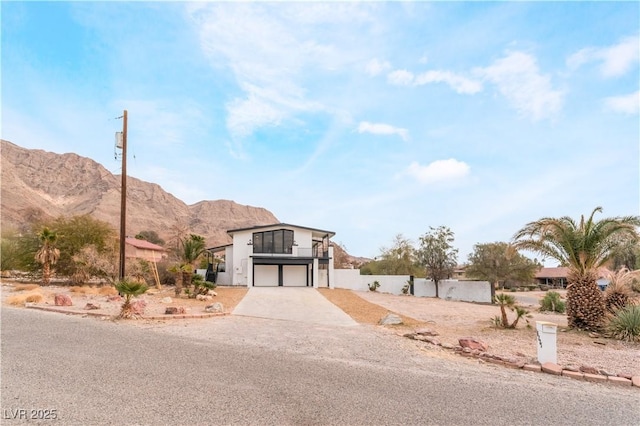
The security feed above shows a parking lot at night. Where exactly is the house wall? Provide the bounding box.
[333,270,492,303]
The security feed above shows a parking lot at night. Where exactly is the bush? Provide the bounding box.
[539,291,566,313]
[607,305,640,342]
[368,281,380,292]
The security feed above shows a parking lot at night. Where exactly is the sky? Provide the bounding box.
[2,1,639,265]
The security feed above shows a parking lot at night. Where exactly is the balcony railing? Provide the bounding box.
[252,246,329,258]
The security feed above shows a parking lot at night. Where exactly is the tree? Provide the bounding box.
[135,230,165,246]
[114,279,148,319]
[362,234,422,276]
[465,242,539,297]
[35,227,60,285]
[416,226,458,298]
[513,207,640,330]
[45,215,116,277]
[176,234,206,296]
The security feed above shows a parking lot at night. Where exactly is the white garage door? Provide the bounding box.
[283,265,307,287]
[254,265,279,287]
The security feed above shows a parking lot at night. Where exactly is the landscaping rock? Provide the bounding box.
[440,343,454,349]
[84,302,101,310]
[165,306,186,315]
[379,313,403,326]
[458,337,488,352]
[54,294,73,306]
[207,290,217,296]
[196,294,213,301]
[541,362,563,376]
[415,328,439,336]
[579,365,599,375]
[205,302,224,313]
[160,297,172,304]
[607,376,631,386]
[131,300,146,316]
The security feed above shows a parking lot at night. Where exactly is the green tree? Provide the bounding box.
[416,226,458,299]
[46,215,116,277]
[1,230,22,272]
[114,279,148,319]
[176,234,206,296]
[135,230,165,246]
[35,227,61,285]
[362,234,422,276]
[513,207,640,330]
[465,242,539,296]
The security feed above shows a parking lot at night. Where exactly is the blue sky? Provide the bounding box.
[2,1,639,264]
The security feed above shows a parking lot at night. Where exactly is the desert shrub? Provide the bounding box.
[604,268,638,313]
[539,291,566,313]
[7,292,43,305]
[98,286,118,296]
[368,281,380,292]
[607,305,640,342]
[12,284,40,292]
[492,294,532,328]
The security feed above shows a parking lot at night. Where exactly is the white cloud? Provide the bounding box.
[387,69,415,86]
[405,159,470,185]
[604,91,640,115]
[567,35,640,78]
[414,70,483,94]
[388,68,482,94]
[366,58,391,76]
[476,51,563,121]
[358,121,409,141]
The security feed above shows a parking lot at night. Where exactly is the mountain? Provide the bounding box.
[0,140,278,247]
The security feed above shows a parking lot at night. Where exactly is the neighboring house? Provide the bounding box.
[208,223,335,288]
[534,266,612,289]
[125,237,167,262]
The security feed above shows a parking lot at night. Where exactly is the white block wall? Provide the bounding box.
[334,270,491,303]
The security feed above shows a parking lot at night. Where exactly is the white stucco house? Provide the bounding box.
[208,223,335,288]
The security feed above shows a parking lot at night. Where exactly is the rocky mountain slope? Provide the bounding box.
[1,140,278,247]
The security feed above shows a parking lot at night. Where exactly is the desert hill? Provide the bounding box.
[0,140,278,247]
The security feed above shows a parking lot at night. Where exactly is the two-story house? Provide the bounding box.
[208,223,335,288]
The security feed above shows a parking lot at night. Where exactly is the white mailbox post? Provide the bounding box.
[536,321,558,364]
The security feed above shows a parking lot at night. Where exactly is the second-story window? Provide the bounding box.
[252,229,294,254]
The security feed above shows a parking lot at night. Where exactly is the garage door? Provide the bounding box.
[282,265,308,287]
[253,265,279,287]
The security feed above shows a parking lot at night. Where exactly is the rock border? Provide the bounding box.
[25,304,228,320]
[402,331,639,389]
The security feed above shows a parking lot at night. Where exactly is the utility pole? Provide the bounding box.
[118,110,128,280]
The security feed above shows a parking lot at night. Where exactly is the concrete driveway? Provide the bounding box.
[232,287,358,326]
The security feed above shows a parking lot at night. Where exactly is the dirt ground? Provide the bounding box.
[3,281,638,377]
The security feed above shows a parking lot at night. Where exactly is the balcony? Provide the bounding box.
[251,246,329,258]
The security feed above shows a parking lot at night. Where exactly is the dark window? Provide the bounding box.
[252,229,294,254]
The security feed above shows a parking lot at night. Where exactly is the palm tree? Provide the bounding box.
[513,207,640,330]
[35,227,60,285]
[177,234,206,296]
[114,279,148,319]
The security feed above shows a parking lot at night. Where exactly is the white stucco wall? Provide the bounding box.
[333,270,492,303]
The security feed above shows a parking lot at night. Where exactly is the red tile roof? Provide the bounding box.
[125,237,166,251]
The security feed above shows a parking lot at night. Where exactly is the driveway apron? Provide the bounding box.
[232,287,358,326]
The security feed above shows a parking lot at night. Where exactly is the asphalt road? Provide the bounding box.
[1,308,638,426]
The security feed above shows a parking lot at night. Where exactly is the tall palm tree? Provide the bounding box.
[35,227,60,286]
[513,207,640,330]
[177,234,206,296]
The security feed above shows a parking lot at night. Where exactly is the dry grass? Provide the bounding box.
[69,285,118,296]
[318,288,425,327]
[12,284,41,292]
[6,292,43,306]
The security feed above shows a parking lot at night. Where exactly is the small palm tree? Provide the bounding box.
[178,234,206,295]
[513,207,640,330]
[493,293,531,328]
[114,279,148,319]
[35,227,61,286]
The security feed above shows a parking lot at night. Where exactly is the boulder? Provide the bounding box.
[458,337,488,352]
[205,302,224,313]
[165,306,186,315]
[131,300,146,316]
[379,313,403,326]
[84,302,101,310]
[207,290,217,296]
[54,294,73,306]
